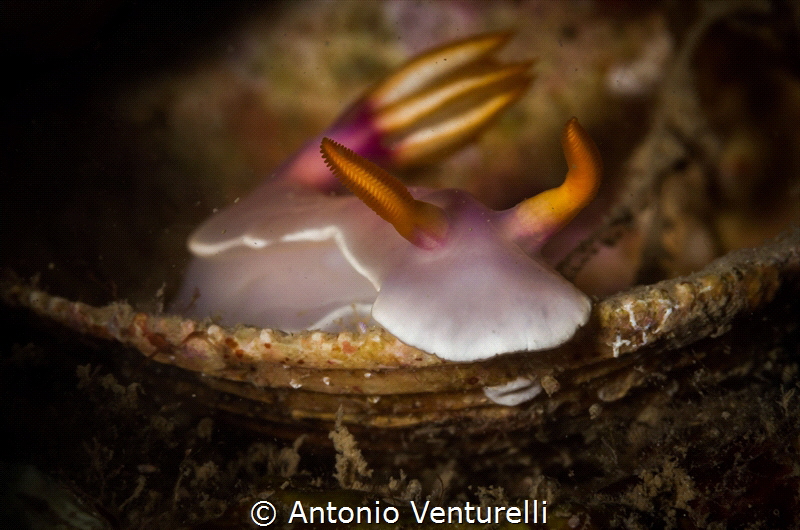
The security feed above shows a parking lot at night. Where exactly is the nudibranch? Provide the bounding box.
[173,32,602,362]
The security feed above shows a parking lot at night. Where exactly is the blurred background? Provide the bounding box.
[2,1,799,527]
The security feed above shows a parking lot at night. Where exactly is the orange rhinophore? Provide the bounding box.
[320,137,449,249]
[499,118,602,252]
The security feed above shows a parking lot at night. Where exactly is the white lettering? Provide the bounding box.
[448,505,463,523]
[404,499,543,524]
[465,501,476,523]
[338,506,353,523]
[288,501,307,523]
[310,505,325,523]
[356,505,371,523]
[384,506,399,523]
[326,502,338,522]
[410,500,430,523]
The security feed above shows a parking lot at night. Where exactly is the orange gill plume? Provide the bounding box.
[366,31,534,166]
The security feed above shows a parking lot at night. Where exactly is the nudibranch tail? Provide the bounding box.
[320,137,448,249]
[501,117,602,251]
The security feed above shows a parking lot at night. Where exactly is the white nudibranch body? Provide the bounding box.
[172,33,601,363]
[175,183,591,362]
